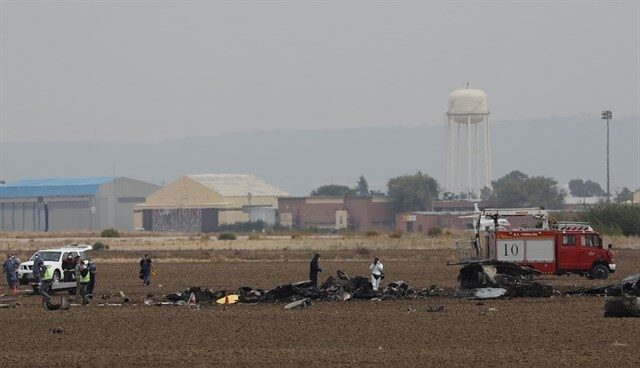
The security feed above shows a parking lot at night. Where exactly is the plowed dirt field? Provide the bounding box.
[1,248,638,367]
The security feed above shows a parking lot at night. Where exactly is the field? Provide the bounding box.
[0,237,639,367]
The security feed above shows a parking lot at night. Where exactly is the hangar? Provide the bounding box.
[0,177,160,232]
[135,174,289,232]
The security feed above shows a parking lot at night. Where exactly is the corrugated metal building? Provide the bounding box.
[0,177,160,232]
[135,174,289,232]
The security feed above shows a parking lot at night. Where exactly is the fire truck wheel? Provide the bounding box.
[589,264,609,280]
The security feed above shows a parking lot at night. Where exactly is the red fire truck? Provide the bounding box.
[470,208,616,279]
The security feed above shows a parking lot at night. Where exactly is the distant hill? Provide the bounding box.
[2,115,638,195]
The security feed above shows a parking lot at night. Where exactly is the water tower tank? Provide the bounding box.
[447,87,489,124]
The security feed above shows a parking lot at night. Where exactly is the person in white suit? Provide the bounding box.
[369,257,384,291]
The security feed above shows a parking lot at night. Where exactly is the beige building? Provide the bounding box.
[633,189,640,204]
[134,174,289,232]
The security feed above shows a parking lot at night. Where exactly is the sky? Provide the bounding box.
[1,1,639,144]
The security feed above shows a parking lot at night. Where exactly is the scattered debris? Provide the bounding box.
[455,287,507,299]
[478,307,498,316]
[605,295,640,317]
[42,297,71,311]
[426,304,445,313]
[457,261,552,299]
[415,285,446,298]
[216,294,239,305]
[573,273,640,297]
[284,298,312,310]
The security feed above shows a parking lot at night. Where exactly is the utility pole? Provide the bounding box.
[601,110,613,202]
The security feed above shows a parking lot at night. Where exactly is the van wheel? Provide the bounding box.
[589,264,609,280]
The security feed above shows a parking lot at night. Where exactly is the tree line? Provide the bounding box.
[310,171,638,235]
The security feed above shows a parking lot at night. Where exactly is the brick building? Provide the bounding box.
[278,196,395,231]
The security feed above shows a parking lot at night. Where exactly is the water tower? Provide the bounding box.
[444,83,492,198]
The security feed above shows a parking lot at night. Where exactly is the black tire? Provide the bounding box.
[590,264,610,280]
[52,270,61,284]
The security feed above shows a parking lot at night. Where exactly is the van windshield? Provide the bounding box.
[29,251,61,262]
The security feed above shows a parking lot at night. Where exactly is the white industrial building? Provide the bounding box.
[0,177,160,232]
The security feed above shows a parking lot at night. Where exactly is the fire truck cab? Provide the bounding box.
[474,208,615,279]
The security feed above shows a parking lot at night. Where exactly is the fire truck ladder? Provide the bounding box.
[550,221,593,231]
[480,208,550,230]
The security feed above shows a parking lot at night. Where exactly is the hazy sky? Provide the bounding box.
[1,1,639,143]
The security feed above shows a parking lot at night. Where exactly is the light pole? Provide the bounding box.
[601,110,613,202]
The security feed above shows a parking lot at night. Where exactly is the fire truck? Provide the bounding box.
[467,208,616,279]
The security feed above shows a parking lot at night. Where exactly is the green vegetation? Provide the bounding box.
[581,203,640,236]
[100,228,120,238]
[387,172,439,211]
[427,227,443,237]
[389,230,403,239]
[356,175,370,196]
[92,241,110,250]
[217,232,237,241]
[310,184,357,196]
[487,170,565,209]
[568,179,605,197]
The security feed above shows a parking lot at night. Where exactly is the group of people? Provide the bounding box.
[30,254,97,306]
[309,253,385,291]
[2,253,21,293]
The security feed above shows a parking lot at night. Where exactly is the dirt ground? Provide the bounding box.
[1,248,639,367]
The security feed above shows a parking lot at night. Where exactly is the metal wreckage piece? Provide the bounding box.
[585,273,640,318]
[42,296,71,311]
[456,261,554,299]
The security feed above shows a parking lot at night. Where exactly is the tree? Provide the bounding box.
[581,203,640,236]
[480,186,493,200]
[488,170,566,209]
[387,172,439,211]
[310,184,356,197]
[568,179,605,197]
[356,175,369,196]
[615,187,633,203]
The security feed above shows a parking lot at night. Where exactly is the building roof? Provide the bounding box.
[0,177,114,198]
[187,174,289,197]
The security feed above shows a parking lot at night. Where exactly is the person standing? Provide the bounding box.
[32,254,44,294]
[309,253,322,289]
[62,254,75,282]
[3,254,14,293]
[370,257,384,291]
[74,257,86,302]
[78,264,91,305]
[10,253,20,293]
[39,265,54,300]
[86,259,97,296]
[139,254,152,286]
